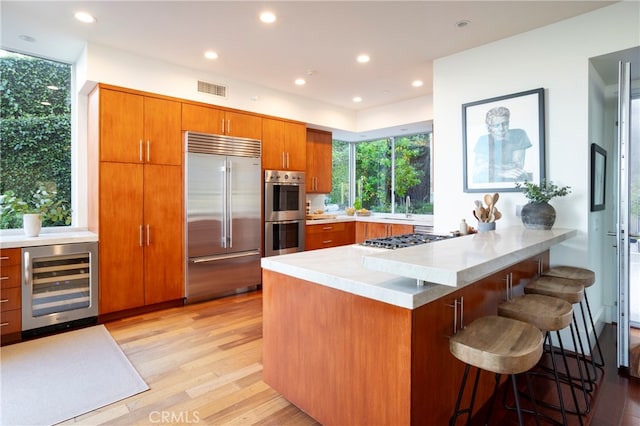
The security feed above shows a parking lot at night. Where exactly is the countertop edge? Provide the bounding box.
[0,230,98,249]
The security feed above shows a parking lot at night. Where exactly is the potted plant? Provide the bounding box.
[0,185,72,236]
[515,179,571,229]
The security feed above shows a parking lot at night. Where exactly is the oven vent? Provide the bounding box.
[197,80,228,98]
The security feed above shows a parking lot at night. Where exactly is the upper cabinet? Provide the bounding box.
[262,118,306,171]
[306,128,332,193]
[100,88,181,165]
[181,103,262,140]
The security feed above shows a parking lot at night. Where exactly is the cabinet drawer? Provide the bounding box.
[0,286,21,311]
[0,248,21,267]
[0,264,21,290]
[0,308,21,335]
[306,221,349,235]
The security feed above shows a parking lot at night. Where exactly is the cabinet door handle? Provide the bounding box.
[286,152,290,169]
[221,119,225,134]
[227,119,231,134]
[322,240,333,244]
[0,322,9,327]
[322,226,333,230]
[0,299,9,303]
[0,256,9,260]
[146,140,151,162]
[139,225,143,247]
[139,139,143,162]
[282,152,286,169]
[146,224,150,246]
[0,276,8,281]
[459,296,464,330]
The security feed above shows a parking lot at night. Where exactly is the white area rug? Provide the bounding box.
[1,325,148,425]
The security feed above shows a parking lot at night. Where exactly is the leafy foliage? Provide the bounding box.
[515,179,571,203]
[0,50,72,229]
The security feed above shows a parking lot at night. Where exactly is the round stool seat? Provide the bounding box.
[498,294,573,332]
[544,266,595,288]
[450,315,543,375]
[525,275,584,304]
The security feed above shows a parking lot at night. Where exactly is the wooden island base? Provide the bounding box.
[262,251,548,425]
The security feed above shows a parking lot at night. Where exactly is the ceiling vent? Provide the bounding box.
[197,80,228,98]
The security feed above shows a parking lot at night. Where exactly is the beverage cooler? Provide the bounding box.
[22,242,98,334]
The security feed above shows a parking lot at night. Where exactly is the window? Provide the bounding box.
[0,50,72,229]
[329,132,433,215]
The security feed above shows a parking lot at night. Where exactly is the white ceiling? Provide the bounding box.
[1,1,619,139]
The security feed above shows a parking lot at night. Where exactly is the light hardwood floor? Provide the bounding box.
[60,290,319,425]
[59,289,638,425]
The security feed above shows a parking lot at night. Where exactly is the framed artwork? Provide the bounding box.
[462,88,545,193]
[590,143,606,211]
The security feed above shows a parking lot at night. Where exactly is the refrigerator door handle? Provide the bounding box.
[228,160,233,248]
[189,250,261,263]
[221,161,228,248]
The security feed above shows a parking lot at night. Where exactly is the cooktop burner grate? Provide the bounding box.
[361,233,452,249]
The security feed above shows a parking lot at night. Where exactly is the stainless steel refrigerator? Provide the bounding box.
[185,132,262,303]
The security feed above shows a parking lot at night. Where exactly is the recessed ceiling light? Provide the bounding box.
[353,96,363,103]
[18,35,36,43]
[455,20,470,28]
[357,54,370,63]
[204,51,218,60]
[47,85,60,90]
[295,78,306,86]
[260,11,276,24]
[74,11,96,23]
[412,80,424,87]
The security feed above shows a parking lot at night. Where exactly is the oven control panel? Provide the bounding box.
[265,170,305,184]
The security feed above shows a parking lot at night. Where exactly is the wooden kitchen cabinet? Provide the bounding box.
[1,248,22,345]
[181,102,262,140]
[355,221,414,243]
[305,221,355,251]
[100,88,181,165]
[306,128,332,193]
[98,162,184,314]
[263,251,549,425]
[262,118,306,171]
[90,85,185,316]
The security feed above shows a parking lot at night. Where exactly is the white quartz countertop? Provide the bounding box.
[306,213,433,227]
[261,226,576,309]
[362,227,576,287]
[0,229,98,249]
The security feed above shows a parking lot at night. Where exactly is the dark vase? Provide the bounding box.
[521,202,556,230]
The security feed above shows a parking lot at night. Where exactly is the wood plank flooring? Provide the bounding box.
[58,290,638,425]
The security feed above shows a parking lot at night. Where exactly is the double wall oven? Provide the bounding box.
[264,170,305,256]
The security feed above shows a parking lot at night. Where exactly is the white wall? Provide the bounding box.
[78,42,432,136]
[433,1,639,336]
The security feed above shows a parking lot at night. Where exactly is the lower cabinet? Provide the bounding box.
[305,221,355,251]
[355,221,413,243]
[99,162,184,314]
[0,248,22,345]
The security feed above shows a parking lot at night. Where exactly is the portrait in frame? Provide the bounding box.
[462,88,545,193]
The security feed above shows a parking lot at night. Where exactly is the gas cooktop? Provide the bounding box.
[361,233,453,250]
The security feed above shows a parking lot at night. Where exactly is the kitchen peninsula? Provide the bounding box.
[261,227,576,425]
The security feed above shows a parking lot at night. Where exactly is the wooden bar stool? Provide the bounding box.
[525,276,594,412]
[449,315,544,426]
[544,266,604,368]
[499,294,584,426]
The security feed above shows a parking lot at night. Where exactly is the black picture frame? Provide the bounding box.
[590,143,606,211]
[462,88,545,193]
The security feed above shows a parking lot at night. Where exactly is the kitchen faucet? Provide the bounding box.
[406,195,411,218]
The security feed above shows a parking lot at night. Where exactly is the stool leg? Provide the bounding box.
[558,329,585,426]
[568,322,591,414]
[578,301,599,381]
[484,373,501,425]
[523,372,541,426]
[511,374,525,426]
[450,364,481,426]
[546,331,570,426]
[571,311,595,391]
[583,292,605,367]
